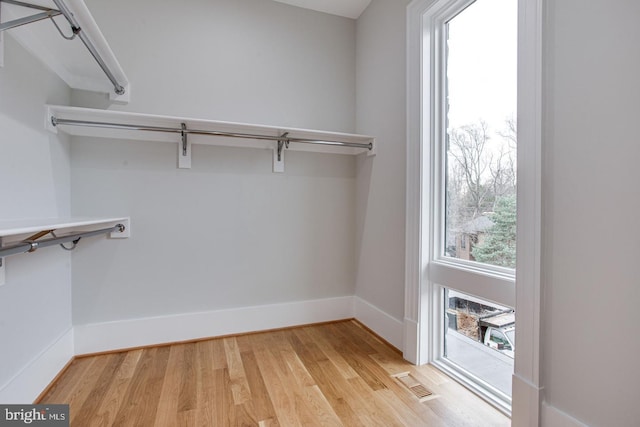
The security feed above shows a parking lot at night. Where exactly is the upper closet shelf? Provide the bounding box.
[45,105,376,173]
[0,0,129,102]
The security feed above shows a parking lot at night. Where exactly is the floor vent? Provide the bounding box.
[392,372,437,402]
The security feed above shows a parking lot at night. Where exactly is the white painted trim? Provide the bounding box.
[0,328,74,404]
[512,373,542,426]
[511,0,544,425]
[406,0,543,422]
[74,296,355,355]
[353,297,403,350]
[541,402,588,427]
[403,318,419,363]
[405,0,435,366]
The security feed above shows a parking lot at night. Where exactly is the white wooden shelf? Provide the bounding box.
[1,0,129,102]
[45,105,376,172]
[0,216,130,242]
[0,216,129,285]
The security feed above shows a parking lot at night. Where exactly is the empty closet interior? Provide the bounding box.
[0,0,405,403]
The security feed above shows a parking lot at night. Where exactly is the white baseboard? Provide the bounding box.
[1,295,404,403]
[353,296,403,350]
[0,328,74,404]
[74,296,355,355]
[541,401,588,427]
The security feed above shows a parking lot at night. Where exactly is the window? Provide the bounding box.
[420,0,517,414]
[442,0,517,271]
[407,0,542,421]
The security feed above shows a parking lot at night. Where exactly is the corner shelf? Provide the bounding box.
[46,105,376,172]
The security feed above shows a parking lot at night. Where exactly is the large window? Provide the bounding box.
[426,0,517,414]
[408,0,542,420]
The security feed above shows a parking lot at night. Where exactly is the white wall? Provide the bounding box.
[69,0,360,326]
[541,1,640,425]
[74,0,356,132]
[354,0,408,327]
[0,36,72,400]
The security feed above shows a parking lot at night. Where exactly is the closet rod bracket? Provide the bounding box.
[273,132,289,173]
[277,132,290,162]
[181,123,187,156]
[178,122,192,169]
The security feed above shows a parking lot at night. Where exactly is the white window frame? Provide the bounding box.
[405,0,542,423]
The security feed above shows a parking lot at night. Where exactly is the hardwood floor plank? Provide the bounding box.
[112,346,170,427]
[286,332,371,426]
[92,349,144,427]
[178,343,197,412]
[223,337,252,405]
[374,388,447,427]
[211,337,228,370]
[66,355,115,425]
[176,409,196,427]
[258,339,326,426]
[300,384,343,427]
[279,347,316,389]
[234,403,259,427]
[194,340,216,426]
[319,326,388,392]
[153,345,184,426]
[299,326,359,380]
[252,348,301,426]
[369,352,416,377]
[215,368,233,426]
[38,356,94,403]
[72,353,126,427]
[239,350,279,425]
[39,320,510,427]
[345,376,406,427]
[346,320,401,357]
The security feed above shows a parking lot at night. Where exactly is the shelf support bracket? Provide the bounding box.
[273,132,289,173]
[178,122,191,169]
[0,237,4,286]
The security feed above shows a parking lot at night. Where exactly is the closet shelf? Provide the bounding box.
[46,105,376,172]
[0,0,129,102]
[0,216,129,285]
[0,217,130,241]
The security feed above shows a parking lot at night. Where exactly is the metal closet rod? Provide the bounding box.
[50,0,125,95]
[51,117,374,150]
[0,224,125,258]
[0,0,125,96]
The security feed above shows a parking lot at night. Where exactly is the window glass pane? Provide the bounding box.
[444,0,517,268]
[444,289,515,396]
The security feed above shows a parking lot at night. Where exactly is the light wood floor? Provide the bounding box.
[38,320,509,426]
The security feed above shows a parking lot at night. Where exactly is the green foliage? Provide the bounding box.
[471,195,517,268]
